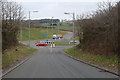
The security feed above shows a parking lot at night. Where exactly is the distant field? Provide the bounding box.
[18,29,66,41]
[32,22,73,31]
[32,23,56,28]
[57,26,73,31]
[57,22,73,31]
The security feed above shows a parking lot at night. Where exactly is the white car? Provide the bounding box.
[69,40,77,44]
[52,35,59,39]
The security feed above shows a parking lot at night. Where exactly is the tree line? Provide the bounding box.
[29,19,60,26]
[1,0,24,52]
[76,1,119,57]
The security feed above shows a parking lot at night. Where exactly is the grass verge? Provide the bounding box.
[55,41,73,46]
[2,44,37,68]
[64,47,118,70]
[71,36,79,40]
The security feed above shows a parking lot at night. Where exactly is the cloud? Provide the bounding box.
[7,0,118,20]
[21,2,99,20]
[8,0,118,2]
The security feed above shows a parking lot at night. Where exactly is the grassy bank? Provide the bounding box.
[2,44,37,68]
[64,47,118,70]
[54,41,78,46]
[71,36,79,40]
[18,29,66,41]
[32,22,73,31]
[55,41,73,46]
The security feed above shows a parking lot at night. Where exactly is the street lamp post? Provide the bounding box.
[64,12,75,45]
[51,17,54,47]
[28,11,30,46]
[20,20,22,41]
[28,11,38,46]
[20,17,26,41]
[64,12,76,54]
[58,22,60,33]
[72,13,75,44]
[52,17,53,31]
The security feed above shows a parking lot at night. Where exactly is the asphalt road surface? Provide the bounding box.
[4,46,118,78]
[4,32,118,78]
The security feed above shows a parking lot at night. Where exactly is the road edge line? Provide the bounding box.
[2,56,30,77]
[2,50,38,78]
[64,51,120,77]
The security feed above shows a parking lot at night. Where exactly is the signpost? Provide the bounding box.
[45,34,48,36]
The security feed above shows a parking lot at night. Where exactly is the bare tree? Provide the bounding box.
[2,0,24,52]
[76,1,119,57]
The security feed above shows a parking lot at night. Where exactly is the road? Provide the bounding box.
[4,32,118,78]
[21,31,79,47]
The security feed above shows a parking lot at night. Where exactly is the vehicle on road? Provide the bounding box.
[52,35,59,39]
[69,40,77,44]
[58,35,63,38]
[35,42,47,46]
[52,34,63,39]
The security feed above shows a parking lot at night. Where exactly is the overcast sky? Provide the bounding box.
[8,0,117,20]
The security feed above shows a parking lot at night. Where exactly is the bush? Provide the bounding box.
[76,1,119,57]
[2,1,24,52]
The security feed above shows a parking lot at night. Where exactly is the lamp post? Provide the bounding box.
[20,20,22,41]
[64,12,76,54]
[51,17,53,31]
[20,17,26,41]
[28,11,38,46]
[64,12,75,44]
